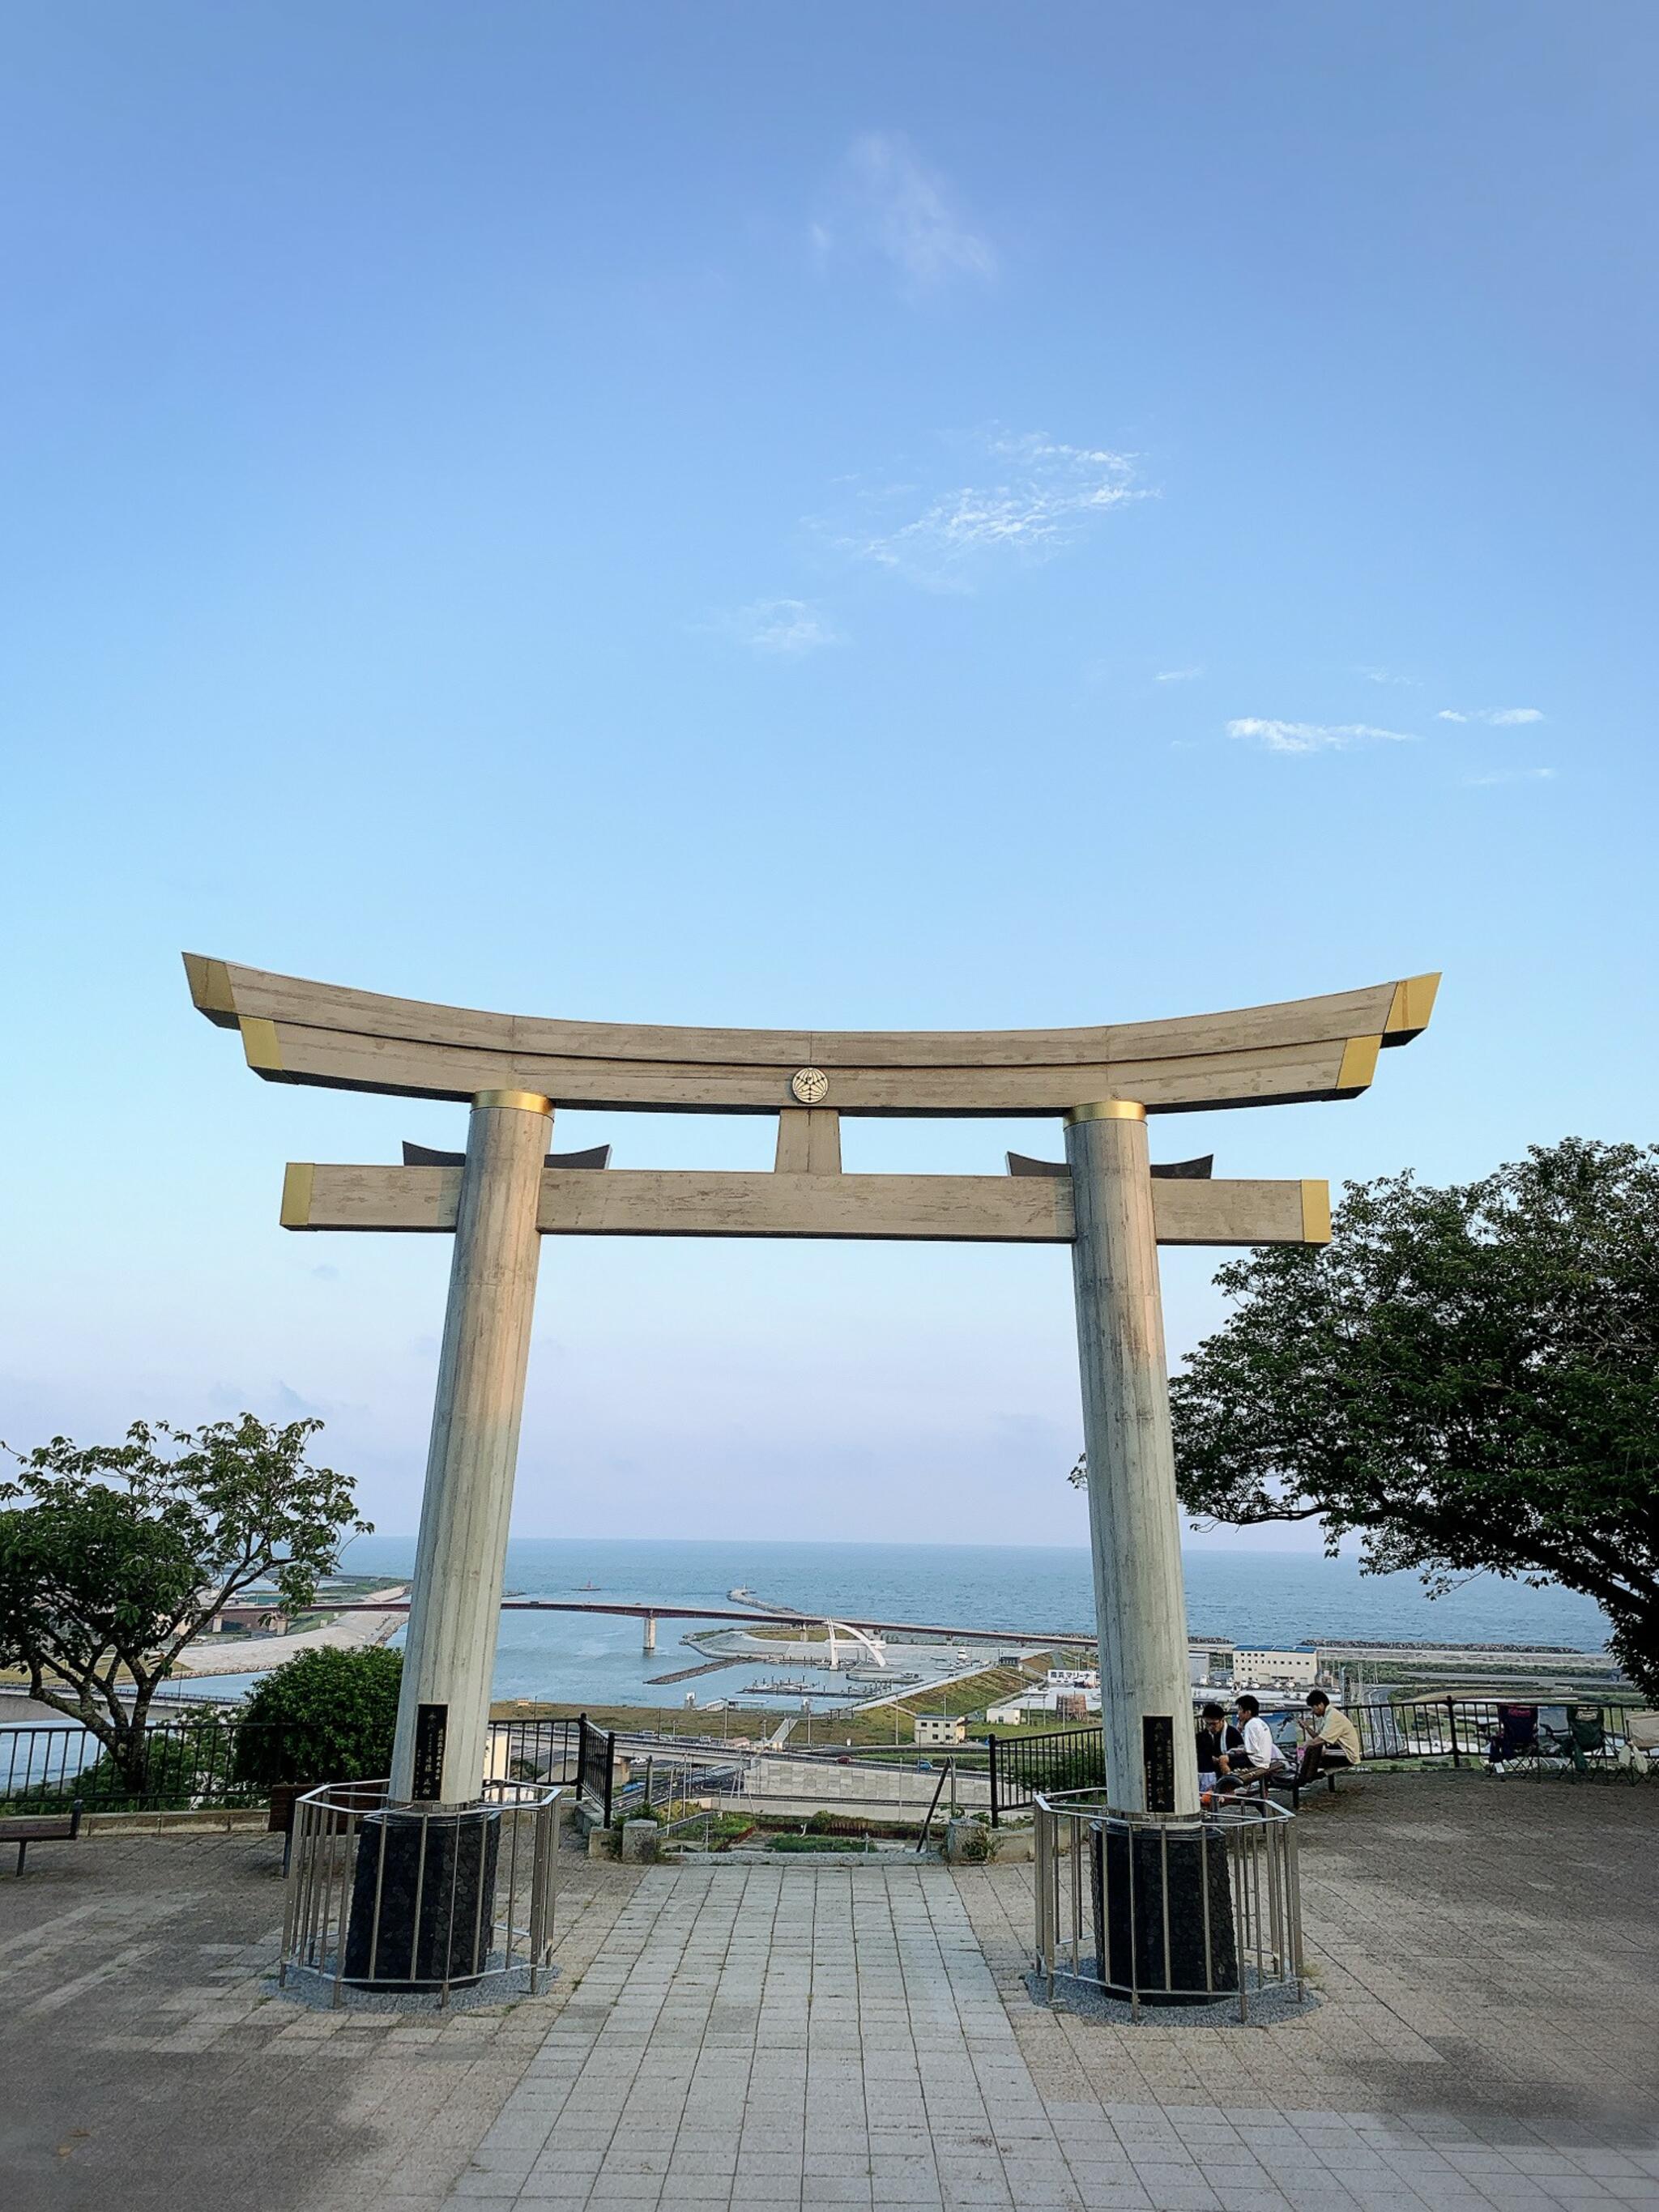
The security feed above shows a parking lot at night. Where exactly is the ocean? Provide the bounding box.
[310,1536,1610,1712]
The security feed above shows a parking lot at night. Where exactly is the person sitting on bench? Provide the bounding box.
[1196,1701,1234,1801]
[1218,1694,1288,1792]
[1294,1690,1362,1784]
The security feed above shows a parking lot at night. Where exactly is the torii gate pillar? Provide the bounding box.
[389,1089,552,1806]
[1065,1101,1198,1817]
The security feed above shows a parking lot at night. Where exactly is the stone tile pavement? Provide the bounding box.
[0,1826,642,2212]
[2,1775,1655,2212]
[447,1784,1659,2212]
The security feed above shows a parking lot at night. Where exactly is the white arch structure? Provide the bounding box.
[818,1618,888,1670]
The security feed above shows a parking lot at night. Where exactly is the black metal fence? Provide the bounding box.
[610,1750,745,1825]
[0,1713,271,1814]
[985,1723,1105,1826]
[488,1716,581,1788]
[1340,1696,1642,1767]
[575,1714,616,1826]
[983,1696,1648,1821]
[6,1694,1644,1824]
[0,1711,585,1817]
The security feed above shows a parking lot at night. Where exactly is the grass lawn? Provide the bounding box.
[488,1658,1087,1753]
[489,1698,784,1741]
[792,1663,1049,1748]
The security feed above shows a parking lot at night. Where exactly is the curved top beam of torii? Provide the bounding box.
[183,954,1438,1117]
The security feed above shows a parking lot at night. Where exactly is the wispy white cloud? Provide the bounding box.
[814,133,996,294]
[702,598,842,656]
[1155,666,1203,684]
[1463,766,1555,787]
[825,431,1145,587]
[1226,718,1418,755]
[1356,665,1419,686]
[1436,705,1545,725]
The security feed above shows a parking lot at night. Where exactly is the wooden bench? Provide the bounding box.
[267,1782,359,1872]
[1,1799,83,1874]
[267,1781,321,1874]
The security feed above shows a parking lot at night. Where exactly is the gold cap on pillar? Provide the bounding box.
[1065,1099,1146,1125]
[472,1089,553,1115]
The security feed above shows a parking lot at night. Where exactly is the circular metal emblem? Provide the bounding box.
[790,1066,830,1106]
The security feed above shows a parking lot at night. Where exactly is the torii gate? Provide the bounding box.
[185,955,1436,1835]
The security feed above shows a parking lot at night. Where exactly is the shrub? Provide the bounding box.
[231,1645,402,1788]
[952,1819,992,1864]
[1013,1743,1106,1796]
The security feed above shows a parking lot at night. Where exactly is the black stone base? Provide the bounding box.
[1090,1825,1239,2005]
[343,1805,501,1988]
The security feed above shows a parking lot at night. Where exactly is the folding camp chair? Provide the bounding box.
[1619,1711,1659,1779]
[1534,1705,1576,1769]
[1562,1707,1609,1778]
[1486,1703,1539,1771]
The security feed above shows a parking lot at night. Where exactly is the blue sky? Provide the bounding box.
[3,6,1654,1546]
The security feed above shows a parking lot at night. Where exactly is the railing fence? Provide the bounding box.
[984,1696,1645,1824]
[985,1723,1107,1826]
[488,1716,580,1788]
[1033,1789,1305,2021]
[1321,1695,1638,1767]
[0,1712,582,1817]
[279,1777,561,2007]
[575,1714,616,1826]
[3,1693,1645,1822]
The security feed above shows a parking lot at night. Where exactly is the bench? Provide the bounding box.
[1275,1760,1349,1809]
[267,1781,321,1874]
[1222,1758,1350,1811]
[0,1800,84,1874]
[267,1782,360,1872]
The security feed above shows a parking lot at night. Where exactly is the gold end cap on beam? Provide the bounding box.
[1383,971,1441,1042]
[473,1089,553,1115]
[182,952,238,1027]
[1065,1099,1146,1124]
[1334,1034,1381,1093]
[1301,1180,1333,1245]
[241,1016,283,1073]
[279,1163,315,1229]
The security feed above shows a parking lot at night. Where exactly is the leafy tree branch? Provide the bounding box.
[1166,1139,1659,1696]
[0,1414,370,1792]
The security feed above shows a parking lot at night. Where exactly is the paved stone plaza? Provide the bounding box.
[2,1775,1654,2212]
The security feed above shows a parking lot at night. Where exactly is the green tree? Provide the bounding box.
[1168,1140,1659,1695]
[0,1416,369,1796]
[231,1644,402,1788]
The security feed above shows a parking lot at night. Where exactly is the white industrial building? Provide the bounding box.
[985,1685,1102,1726]
[987,1643,1324,1724]
[1231,1647,1320,1689]
[913,1714,967,1746]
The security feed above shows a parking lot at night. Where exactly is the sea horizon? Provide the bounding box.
[314,1534,1611,1711]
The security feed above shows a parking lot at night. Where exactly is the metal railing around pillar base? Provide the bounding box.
[278,1777,563,2008]
[1032,1789,1304,2022]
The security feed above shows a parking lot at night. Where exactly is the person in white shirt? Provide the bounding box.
[1218,1694,1289,1792]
